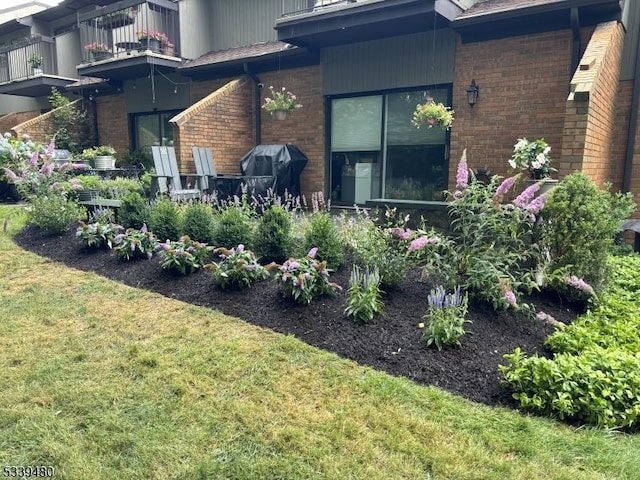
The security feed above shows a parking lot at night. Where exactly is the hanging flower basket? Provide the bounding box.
[412,97,454,130]
[262,86,302,120]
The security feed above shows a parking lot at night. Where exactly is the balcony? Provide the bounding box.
[276,0,461,48]
[76,0,181,80]
[0,35,77,97]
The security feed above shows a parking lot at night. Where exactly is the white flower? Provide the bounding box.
[514,138,528,150]
[508,159,517,169]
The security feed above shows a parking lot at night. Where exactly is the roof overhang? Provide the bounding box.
[76,52,182,80]
[275,0,461,48]
[0,74,77,97]
[453,0,623,43]
[179,46,318,79]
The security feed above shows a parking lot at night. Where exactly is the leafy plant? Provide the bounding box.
[271,247,342,305]
[207,244,269,289]
[113,224,157,261]
[155,235,213,275]
[421,285,469,350]
[508,138,555,179]
[253,205,293,263]
[119,192,150,229]
[28,193,81,234]
[539,173,635,296]
[352,221,407,288]
[344,265,384,323]
[302,212,344,270]
[262,86,302,113]
[182,202,215,244]
[28,53,43,69]
[149,197,182,241]
[99,177,144,199]
[75,220,122,249]
[48,87,94,153]
[212,205,253,249]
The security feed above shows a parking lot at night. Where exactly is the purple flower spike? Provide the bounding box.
[237,244,245,252]
[505,290,517,307]
[141,223,148,233]
[494,175,518,198]
[526,192,548,214]
[456,157,469,189]
[308,247,318,259]
[513,182,541,208]
[30,151,39,166]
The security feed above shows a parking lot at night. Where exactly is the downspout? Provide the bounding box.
[622,21,640,193]
[570,7,581,78]
[243,63,262,146]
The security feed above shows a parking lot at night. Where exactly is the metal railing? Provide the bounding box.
[78,0,180,64]
[0,35,56,84]
[282,0,359,17]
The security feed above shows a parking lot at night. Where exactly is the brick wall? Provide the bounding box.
[172,77,254,175]
[451,28,590,185]
[259,65,325,196]
[11,99,93,147]
[0,111,41,135]
[95,95,129,159]
[562,21,625,188]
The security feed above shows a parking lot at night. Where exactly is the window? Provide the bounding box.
[132,110,180,153]
[329,87,451,204]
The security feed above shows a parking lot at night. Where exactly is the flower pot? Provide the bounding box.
[32,67,43,75]
[140,38,161,53]
[94,155,116,170]
[524,178,558,197]
[162,44,175,56]
[92,51,111,62]
[271,109,288,121]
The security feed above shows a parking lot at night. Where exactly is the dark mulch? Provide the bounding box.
[15,224,582,408]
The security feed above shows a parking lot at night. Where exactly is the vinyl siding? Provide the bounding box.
[209,0,281,51]
[322,29,456,95]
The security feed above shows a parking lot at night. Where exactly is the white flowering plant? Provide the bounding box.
[412,97,454,130]
[262,86,302,113]
[509,138,556,179]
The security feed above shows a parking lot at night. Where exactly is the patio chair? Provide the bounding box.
[191,147,276,198]
[151,146,202,200]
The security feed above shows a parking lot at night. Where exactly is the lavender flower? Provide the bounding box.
[567,275,595,296]
[513,182,541,208]
[526,192,548,214]
[308,247,318,259]
[456,151,469,189]
[408,235,439,252]
[504,290,517,307]
[494,175,519,198]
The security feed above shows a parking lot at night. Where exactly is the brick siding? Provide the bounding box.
[0,111,41,135]
[95,95,129,159]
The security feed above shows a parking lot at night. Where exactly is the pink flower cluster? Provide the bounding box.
[409,235,439,252]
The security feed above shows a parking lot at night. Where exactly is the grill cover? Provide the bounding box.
[240,144,308,197]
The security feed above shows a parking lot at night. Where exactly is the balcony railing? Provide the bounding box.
[0,35,56,84]
[78,0,180,64]
[282,0,359,17]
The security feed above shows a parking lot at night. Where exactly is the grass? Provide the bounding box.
[1,204,638,479]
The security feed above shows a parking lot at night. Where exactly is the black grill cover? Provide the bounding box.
[240,144,308,197]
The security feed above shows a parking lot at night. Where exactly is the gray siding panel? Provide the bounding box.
[55,30,81,79]
[210,0,280,51]
[179,0,212,60]
[322,29,456,95]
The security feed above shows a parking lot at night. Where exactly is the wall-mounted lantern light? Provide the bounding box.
[466,79,479,107]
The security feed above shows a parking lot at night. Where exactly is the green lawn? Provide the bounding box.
[0,205,638,479]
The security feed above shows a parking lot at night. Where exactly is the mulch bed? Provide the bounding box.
[15,224,582,408]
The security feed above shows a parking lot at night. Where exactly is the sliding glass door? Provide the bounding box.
[329,87,450,204]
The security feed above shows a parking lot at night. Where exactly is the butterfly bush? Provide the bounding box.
[208,244,269,290]
[155,235,213,275]
[113,224,157,261]
[270,247,342,305]
[76,220,123,249]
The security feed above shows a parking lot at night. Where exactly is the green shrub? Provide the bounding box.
[99,177,144,199]
[500,346,640,429]
[182,202,215,244]
[253,206,293,263]
[344,265,384,323]
[302,212,345,270]
[149,198,182,241]
[212,205,253,249]
[119,192,150,230]
[353,222,407,288]
[540,173,635,296]
[29,194,81,234]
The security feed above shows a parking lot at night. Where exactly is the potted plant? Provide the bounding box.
[509,138,556,180]
[28,53,43,74]
[262,86,302,120]
[84,42,111,62]
[93,145,117,170]
[136,30,166,52]
[412,97,454,130]
[161,40,175,56]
